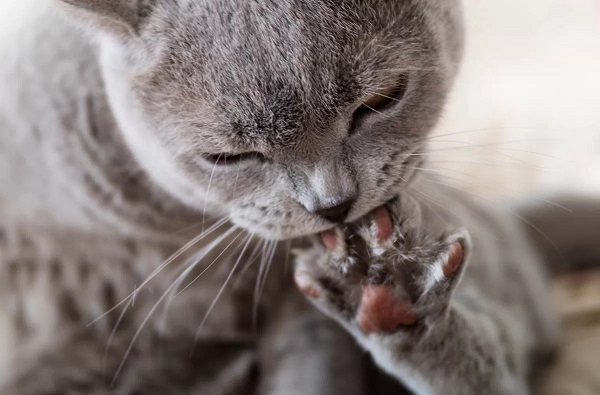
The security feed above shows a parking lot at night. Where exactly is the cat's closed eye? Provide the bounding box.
[202,151,267,166]
[349,74,409,134]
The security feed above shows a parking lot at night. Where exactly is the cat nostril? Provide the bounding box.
[315,199,355,223]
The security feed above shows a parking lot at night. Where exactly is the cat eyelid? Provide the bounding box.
[362,83,406,109]
[202,151,268,166]
[349,74,409,133]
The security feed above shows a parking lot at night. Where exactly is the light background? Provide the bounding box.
[433,0,600,199]
[440,4,600,392]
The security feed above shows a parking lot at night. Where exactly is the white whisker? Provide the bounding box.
[422,159,541,170]
[424,178,566,253]
[361,102,384,116]
[157,226,242,328]
[418,127,567,144]
[232,164,242,195]
[252,240,276,326]
[103,297,134,375]
[421,171,574,214]
[407,166,476,184]
[425,140,549,169]
[365,91,403,103]
[424,142,572,164]
[174,228,244,297]
[232,239,265,287]
[194,233,255,341]
[201,154,221,232]
[88,218,229,327]
[412,188,451,226]
[426,137,560,146]
[256,240,277,304]
[110,225,239,385]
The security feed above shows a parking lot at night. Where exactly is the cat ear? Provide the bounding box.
[57,0,153,37]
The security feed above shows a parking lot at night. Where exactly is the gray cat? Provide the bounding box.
[294,184,561,395]
[0,0,596,394]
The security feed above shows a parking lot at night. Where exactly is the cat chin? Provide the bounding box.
[229,216,332,241]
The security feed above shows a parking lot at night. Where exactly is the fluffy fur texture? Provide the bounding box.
[294,183,560,395]
[0,0,578,394]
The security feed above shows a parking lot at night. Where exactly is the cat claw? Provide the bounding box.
[442,242,464,276]
[372,206,393,242]
[320,228,340,251]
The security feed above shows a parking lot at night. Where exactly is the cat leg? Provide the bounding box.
[0,258,257,394]
[257,290,367,395]
[293,206,533,395]
[2,327,258,395]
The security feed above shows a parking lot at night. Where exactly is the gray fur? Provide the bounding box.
[0,0,574,394]
[511,194,600,273]
[295,180,562,395]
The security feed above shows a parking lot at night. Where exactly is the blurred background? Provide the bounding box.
[433,0,600,197]
[435,2,600,393]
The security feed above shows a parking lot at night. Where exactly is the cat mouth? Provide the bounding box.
[343,193,402,224]
[233,195,401,240]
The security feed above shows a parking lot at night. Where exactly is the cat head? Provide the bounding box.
[59,0,464,239]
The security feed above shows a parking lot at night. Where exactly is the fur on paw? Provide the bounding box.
[294,201,471,336]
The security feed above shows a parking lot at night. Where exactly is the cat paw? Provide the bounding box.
[294,199,470,336]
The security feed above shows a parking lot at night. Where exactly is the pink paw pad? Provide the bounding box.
[373,206,393,241]
[358,285,417,334]
[320,229,339,251]
[443,242,463,277]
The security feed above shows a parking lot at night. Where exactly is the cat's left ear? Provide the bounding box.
[57,0,154,37]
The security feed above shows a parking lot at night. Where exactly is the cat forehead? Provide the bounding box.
[146,0,431,88]
[160,1,431,72]
[135,0,434,145]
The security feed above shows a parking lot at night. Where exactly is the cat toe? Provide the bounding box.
[442,241,464,277]
[293,270,321,299]
[373,206,393,242]
[319,227,347,256]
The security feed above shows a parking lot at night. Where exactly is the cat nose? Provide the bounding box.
[314,198,355,223]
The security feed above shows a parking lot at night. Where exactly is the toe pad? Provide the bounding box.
[358,285,417,334]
